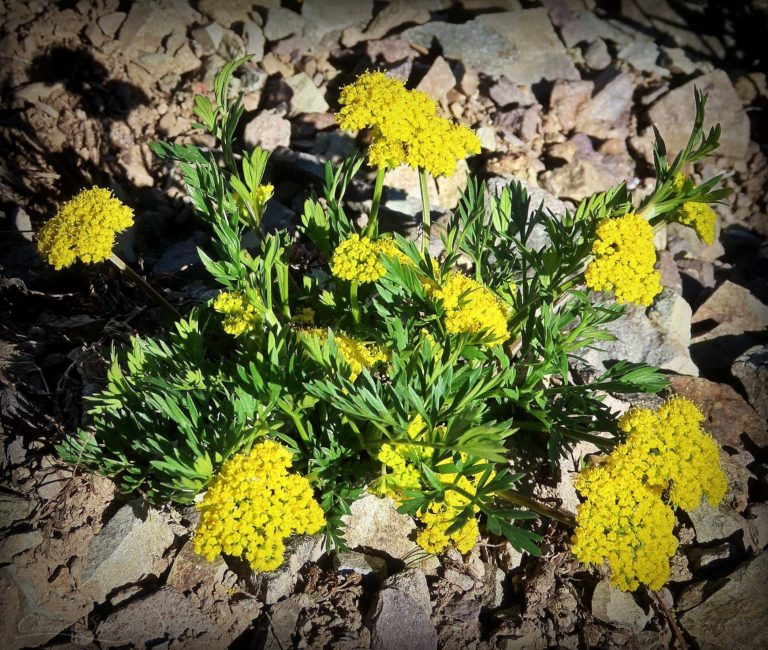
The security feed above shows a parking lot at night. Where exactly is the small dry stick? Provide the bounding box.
[648,588,688,650]
[109,253,180,320]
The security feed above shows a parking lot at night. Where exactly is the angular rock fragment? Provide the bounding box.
[402,9,578,86]
[368,587,438,650]
[648,70,750,160]
[679,552,768,647]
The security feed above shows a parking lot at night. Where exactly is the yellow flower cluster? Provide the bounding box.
[37,187,134,269]
[374,415,432,502]
[670,172,717,245]
[336,70,480,177]
[373,416,484,555]
[304,329,388,381]
[674,202,717,245]
[572,463,676,591]
[584,213,662,306]
[194,440,325,572]
[431,273,510,345]
[253,183,274,210]
[417,470,481,555]
[213,291,260,336]
[572,397,727,591]
[616,397,727,510]
[330,234,409,283]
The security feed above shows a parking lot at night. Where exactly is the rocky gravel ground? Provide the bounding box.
[1,0,767,648]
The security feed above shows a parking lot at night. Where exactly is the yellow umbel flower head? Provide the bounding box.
[37,187,134,269]
[617,396,727,510]
[336,70,480,177]
[673,202,717,245]
[331,234,388,283]
[431,273,510,346]
[572,462,677,591]
[572,396,727,591]
[584,213,662,306]
[194,440,324,572]
[416,470,482,555]
[302,328,388,381]
[213,291,261,336]
[330,234,411,284]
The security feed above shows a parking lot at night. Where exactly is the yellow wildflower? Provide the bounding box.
[373,414,486,556]
[37,187,134,269]
[193,440,325,572]
[673,202,717,245]
[330,234,411,283]
[303,329,388,381]
[330,234,387,283]
[405,116,481,178]
[672,171,687,193]
[213,291,260,336]
[336,71,412,133]
[572,462,676,591]
[431,273,510,345]
[416,472,481,555]
[617,397,727,511]
[572,396,727,591]
[584,213,662,306]
[292,306,316,325]
[336,70,480,177]
[373,415,433,502]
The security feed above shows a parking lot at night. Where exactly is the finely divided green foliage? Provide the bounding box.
[59,59,727,555]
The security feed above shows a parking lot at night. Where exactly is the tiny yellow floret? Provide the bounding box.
[584,213,662,306]
[193,440,325,572]
[37,187,134,269]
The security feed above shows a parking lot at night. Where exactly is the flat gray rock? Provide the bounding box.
[732,344,768,419]
[579,300,699,377]
[680,552,768,648]
[402,9,578,86]
[648,70,751,161]
[368,588,438,650]
[81,499,175,600]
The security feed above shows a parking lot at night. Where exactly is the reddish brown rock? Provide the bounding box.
[668,376,768,448]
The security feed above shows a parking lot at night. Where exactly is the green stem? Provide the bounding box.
[350,281,361,325]
[366,166,386,238]
[109,253,180,321]
[497,489,577,527]
[418,167,431,254]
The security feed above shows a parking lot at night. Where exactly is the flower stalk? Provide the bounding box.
[109,253,180,320]
[419,167,431,254]
[350,280,361,325]
[366,166,386,238]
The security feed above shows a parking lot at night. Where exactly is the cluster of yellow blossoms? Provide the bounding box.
[430,273,510,345]
[572,397,727,591]
[213,291,260,336]
[194,440,325,572]
[330,234,408,284]
[374,415,482,555]
[584,213,662,307]
[674,202,717,245]
[337,70,480,177]
[37,187,134,270]
[671,172,717,245]
[303,329,388,381]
